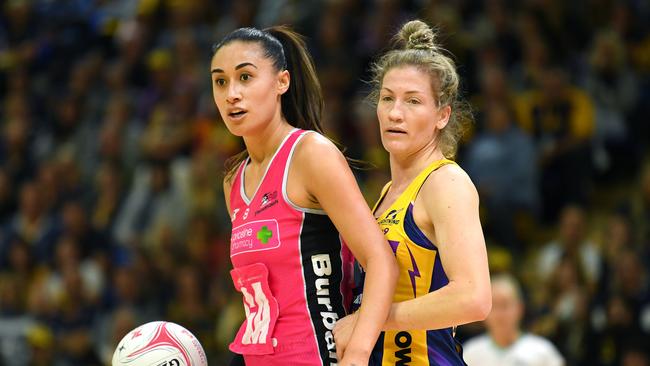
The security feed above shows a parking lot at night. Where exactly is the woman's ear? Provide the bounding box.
[435,104,451,130]
[278,70,290,95]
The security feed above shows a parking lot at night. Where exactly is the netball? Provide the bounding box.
[112,321,207,366]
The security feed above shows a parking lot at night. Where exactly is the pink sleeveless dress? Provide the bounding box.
[228,129,354,365]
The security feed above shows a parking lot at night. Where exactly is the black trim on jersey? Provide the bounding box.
[300,212,346,365]
[369,332,386,365]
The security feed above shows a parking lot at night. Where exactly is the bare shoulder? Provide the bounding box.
[420,163,479,206]
[223,176,233,195]
[285,131,350,205]
[292,131,346,168]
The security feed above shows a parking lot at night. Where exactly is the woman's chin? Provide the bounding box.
[223,121,254,138]
[382,141,409,156]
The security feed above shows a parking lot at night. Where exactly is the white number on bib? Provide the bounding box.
[229,263,279,355]
[241,282,272,344]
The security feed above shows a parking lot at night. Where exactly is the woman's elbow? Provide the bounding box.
[469,288,492,321]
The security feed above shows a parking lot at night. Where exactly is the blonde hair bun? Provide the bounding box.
[399,20,437,52]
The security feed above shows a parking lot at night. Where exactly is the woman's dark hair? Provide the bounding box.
[211,26,324,181]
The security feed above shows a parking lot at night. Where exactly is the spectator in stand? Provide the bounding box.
[537,204,601,288]
[112,159,189,250]
[585,294,650,366]
[50,264,102,365]
[464,273,564,366]
[0,273,36,366]
[0,99,36,185]
[632,164,650,253]
[166,265,216,360]
[89,161,124,239]
[26,324,55,366]
[621,346,650,366]
[509,32,549,92]
[0,167,16,225]
[465,101,538,252]
[1,182,59,266]
[537,255,591,364]
[514,65,595,222]
[582,30,639,178]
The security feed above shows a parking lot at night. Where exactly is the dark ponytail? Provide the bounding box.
[265,26,324,134]
[211,26,325,181]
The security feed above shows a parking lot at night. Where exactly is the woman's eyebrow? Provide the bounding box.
[211,62,258,74]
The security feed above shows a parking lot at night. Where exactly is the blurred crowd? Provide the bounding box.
[0,0,649,365]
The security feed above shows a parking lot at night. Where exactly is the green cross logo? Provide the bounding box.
[257,226,273,244]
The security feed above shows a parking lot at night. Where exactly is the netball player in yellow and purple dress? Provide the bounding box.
[211,26,397,366]
[334,20,492,365]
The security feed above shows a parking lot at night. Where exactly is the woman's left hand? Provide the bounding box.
[338,350,370,366]
[333,312,358,361]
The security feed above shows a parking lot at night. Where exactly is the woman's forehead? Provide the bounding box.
[382,66,433,94]
[211,41,270,69]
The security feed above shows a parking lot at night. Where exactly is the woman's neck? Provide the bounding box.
[491,329,521,349]
[389,145,446,190]
[243,116,295,164]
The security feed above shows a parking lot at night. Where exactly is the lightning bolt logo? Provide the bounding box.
[388,240,400,254]
[388,240,421,298]
[404,244,420,298]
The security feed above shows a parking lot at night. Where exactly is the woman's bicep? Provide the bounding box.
[422,168,489,290]
[298,138,387,267]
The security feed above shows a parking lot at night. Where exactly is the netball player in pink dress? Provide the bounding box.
[210,26,398,366]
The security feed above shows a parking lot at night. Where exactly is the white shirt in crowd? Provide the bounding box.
[463,333,565,366]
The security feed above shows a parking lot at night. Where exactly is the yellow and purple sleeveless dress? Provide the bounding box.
[359,158,467,366]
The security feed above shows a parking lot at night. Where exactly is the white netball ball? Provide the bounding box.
[112,321,207,366]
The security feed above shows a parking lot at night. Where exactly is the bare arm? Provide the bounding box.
[295,134,398,361]
[384,165,491,330]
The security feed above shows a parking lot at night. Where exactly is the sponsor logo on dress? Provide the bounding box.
[312,254,339,365]
[394,331,412,365]
[256,191,279,216]
[231,219,281,256]
[378,208,403,225]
